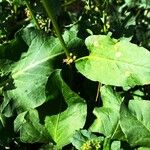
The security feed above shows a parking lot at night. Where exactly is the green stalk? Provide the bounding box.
[41,0,70,58]
[24,0,40,30]
[103,138,111,150]
[95,82,101,102]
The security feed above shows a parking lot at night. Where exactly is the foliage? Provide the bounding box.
[0,0,150,149]
[76,35,150,88]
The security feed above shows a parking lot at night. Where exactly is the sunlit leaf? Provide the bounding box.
[90,86,123,139]
[76,35,150,88]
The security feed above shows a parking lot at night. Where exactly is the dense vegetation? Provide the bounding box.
[0,0,150,149]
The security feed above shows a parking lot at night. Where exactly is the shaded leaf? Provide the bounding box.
[14,109,52,143]
[0,93,14,118]
[120,100,150,147]
[0,30,28,61]
[0,117,15,147]
[45,70,87,149]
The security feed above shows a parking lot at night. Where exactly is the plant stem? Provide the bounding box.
[41,0,70,58]
[95,82,101,102]
[103,138,111,150]
[24,0,40,30]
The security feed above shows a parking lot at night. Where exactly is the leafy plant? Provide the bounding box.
[0,0,150,149]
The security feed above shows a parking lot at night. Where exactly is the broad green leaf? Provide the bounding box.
[7,28,63,112]
[71,130,104,150]
[45,70,87,149]
[14,109,51,143]
[90,86,123,139]
[100,85,122,111]
[75,35,150,88]
[90,107,119,137]
[120,100,150,147]
[2,27,81,112]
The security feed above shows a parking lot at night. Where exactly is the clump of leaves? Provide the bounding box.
[0,0,150,149]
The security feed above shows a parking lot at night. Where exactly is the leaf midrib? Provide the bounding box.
[12,52,64,78]
[76,55,150,69]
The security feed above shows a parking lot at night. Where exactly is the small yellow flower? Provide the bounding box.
[63,53,77,65]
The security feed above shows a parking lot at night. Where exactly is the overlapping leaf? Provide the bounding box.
[14,109,51,143]
[44,70,87,148]
[90,86,123,139]
[120,100,150,147]
[75,35,150,87]
[2,27,82,112]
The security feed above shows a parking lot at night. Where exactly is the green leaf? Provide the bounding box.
[90,107,119,138]
[71,130,104,150]
[125,0,150,8]
[0,93,14,118]
[90,86,123,139]
[111,141,121,150]
[120,100,150,147]
[133,89,144,100]
[100,85,122,111]
[14,109,51,143]
[75,35,150,88]
[45,70,87,149]
[138,147,150,150]
[2,27,81,112]
[5,28,62,112]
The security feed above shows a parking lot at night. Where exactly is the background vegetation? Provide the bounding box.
[0,0,150,149]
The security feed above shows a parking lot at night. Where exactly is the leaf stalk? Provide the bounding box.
[41,0,70,58]
[24,0,40,30]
